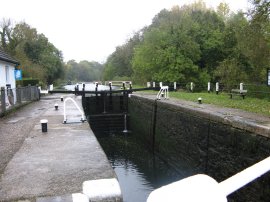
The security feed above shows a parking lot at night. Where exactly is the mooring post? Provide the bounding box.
[1,87,6,113]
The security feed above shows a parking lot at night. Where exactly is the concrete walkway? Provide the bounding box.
[0,94,118,202]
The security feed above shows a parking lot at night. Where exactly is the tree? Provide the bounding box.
[103,32,142,81]
[132,3,224,84]
[64,60,104,82]
[0,20,64,85]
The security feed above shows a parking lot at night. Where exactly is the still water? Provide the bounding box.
[63,83,112,91]
[96,134,183,202]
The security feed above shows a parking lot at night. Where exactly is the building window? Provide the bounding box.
[5,66,9,84]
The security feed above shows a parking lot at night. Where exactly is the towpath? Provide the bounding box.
[0,94,117,201]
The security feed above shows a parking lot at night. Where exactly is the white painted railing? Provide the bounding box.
[147,156,270,202]
[157,86,169,100]
[63,97,85,123]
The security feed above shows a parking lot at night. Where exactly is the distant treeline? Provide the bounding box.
[1,0,269,89]
[103,0,270,89]
[0,19,103,86]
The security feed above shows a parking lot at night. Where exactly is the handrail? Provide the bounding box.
[63,97,85,123]
[157,86,169,100]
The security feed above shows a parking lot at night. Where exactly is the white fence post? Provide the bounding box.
[240,83,243,93]
[216,82,219,94]
[190,82,194,92]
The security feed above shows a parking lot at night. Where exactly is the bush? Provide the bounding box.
[16,78,39,87]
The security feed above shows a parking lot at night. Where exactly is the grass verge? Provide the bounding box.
[169,91,270,116]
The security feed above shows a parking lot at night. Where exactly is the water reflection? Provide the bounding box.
[97,134,182,202]
[63,83,111,91]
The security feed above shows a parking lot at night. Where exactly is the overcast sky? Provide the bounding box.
[0,0,251,63]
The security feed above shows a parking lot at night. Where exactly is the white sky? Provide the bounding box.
[0,0,250,63]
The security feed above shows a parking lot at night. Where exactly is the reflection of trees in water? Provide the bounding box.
[97,134,182,189]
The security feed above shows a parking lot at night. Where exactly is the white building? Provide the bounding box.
[0,49,19,89]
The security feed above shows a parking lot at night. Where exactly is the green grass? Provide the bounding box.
[169,91,270,116]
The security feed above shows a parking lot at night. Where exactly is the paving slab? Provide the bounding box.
[0,94,117,201]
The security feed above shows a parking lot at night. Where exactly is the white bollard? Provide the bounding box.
[153,82,155,88]
[208,82,211,93]
[147,82,151,88]
[174,82,177,91]
[160,82,163,87]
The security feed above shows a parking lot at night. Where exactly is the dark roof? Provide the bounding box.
[0,49,19,65]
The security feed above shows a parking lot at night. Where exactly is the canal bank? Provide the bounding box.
[129,93,270,202]
[0,94,121,202]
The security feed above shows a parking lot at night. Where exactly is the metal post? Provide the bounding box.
[95,82,98,97]
[82,83,86,110]
[1,87,6,113]
[109,82,112,91]
[109,82,113,111]
[216,82,219,95]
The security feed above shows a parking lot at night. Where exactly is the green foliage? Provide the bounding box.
[103,33,141,81]
[102,1,270,91]
[16,78,39,87]
[65,60,104,82]
[132,3,224,85]
[0,21,64,85]
[214,58,248,90]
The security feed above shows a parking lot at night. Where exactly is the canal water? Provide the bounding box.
[96,133,183,202]
[64,83,115,91]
